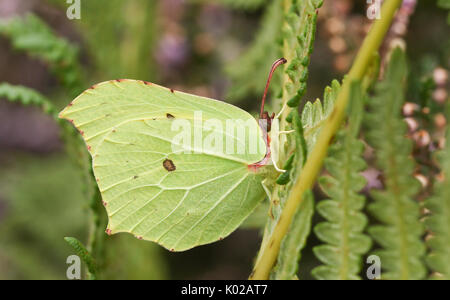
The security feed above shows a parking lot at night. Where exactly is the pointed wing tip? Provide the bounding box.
[58,108,68,120]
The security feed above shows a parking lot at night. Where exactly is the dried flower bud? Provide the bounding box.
[433,88,448,104]
[433,67,448,86]
[434,113,447,129]
[414,173,428,188]
[404,117,419,132]
[413,130,431,147]
[334,54,351,73]
[329,36,347,53]
[436,172,445,183]
[392,22,407,36]
[438,137,446,150]
[325,17,345,35]
[403,102,419,116]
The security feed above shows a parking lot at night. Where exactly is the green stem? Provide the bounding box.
[250,0,403,280]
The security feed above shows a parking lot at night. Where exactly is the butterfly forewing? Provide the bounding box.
[59,79,268,250]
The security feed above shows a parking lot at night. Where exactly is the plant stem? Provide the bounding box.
[250,0,403,280]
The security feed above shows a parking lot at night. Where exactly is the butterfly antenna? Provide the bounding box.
[260,58,287,119]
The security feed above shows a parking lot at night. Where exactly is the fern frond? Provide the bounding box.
[269,81,338,279]
[282,0,322,110]
[276,0,325,178]
[271,190,314,279]
[0,14,84,97]
[366,48,426,280]
[312,82,371,280]
[225,0,283,102]
[425,125,450,280]
[0,82,57,119]
[301,80,340,153]
[0,82,95,215]
[254,0,323,279]
[64,237,97,280]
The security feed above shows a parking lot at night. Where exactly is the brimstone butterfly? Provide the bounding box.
[59,58,287,251]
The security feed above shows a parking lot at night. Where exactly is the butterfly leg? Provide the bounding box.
[262,179,276,220]
[272,158,287,173]
[261,178,272,202]
[271,128,295,172]
[279,130,295,134]
[275,102,287,119]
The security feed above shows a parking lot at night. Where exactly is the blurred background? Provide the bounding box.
[0,0,448,279]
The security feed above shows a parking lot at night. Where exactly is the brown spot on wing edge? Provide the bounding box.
[163,159,176,172]
[166,113,175,119]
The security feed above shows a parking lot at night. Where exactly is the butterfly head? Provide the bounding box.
[260,111,276,132]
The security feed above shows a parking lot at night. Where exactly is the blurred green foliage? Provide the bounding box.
[0,154,87,279]
[80,0,158,80]
[0,0,449,280]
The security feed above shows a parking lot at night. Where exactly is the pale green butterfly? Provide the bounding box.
[59,58,288,251]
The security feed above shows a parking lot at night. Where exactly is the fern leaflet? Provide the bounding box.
[312,82,371,280]
[0,14,84,97]
[425,122,450,279]
[0,83,57,119]
[366,48,426,280]
[64,237,97,280]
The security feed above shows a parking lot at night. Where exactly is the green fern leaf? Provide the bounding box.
[0,82,96,212]
[283,0,321,109]
[302,80,340,153]
[271,190,314,279]
[64,237,97,280]
[256,0,323,279]
[0,14,84,97]
[0,82,57,119]
[366,48,426,280]
[225,0,283,102]
[269,81,339,279]
[312,82,371,280]
[425,124,450,280]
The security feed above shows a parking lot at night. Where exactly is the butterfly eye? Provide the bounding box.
[260,111,273,132]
